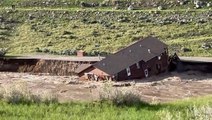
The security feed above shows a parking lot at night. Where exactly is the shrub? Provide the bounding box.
[0,88,4,100]
[2,81,35,104]
[1,81,58,104]
[0,48,8,56]
[188,105,212,119]
[42,92,58,104]
[62,31,73,35]
[43,48,50,53]
[99,83,141,106]
[35,47,42,52]
[158,105,212,119]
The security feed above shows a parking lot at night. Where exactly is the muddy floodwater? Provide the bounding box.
[0,71,212,103]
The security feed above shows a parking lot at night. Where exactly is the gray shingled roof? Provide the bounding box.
[93,36,167,75]
[75,64,92,74]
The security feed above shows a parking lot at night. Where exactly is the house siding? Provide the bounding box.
[116,52,168,81]
[78,66,110,80]
[116,61,145,81]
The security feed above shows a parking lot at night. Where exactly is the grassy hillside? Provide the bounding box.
[0,0,211,56]
[0,0,211,8]
[0,96,212,120]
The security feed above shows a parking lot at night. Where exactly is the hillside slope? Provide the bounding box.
[0,0,211,8]
[0,0,211,56]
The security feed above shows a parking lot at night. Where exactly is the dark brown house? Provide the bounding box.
[76,36,169,81]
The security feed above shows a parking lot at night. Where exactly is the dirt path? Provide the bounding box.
[0,71,212,103]
[3,54,104,62]
[179,56,212,63]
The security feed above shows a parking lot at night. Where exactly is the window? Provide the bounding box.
[158,56,161,60]
[136,63,140,69]
[148,68,151,72]
[148,49,151,53]
[129,50,132,53]
[144,69,148,78]
[126,67,131,76]
[156,64,161,70]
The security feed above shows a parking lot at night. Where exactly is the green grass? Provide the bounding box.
[0,0,211,7]
[0,5,211,57]
[0,96,212,120]
[1,81,212,120]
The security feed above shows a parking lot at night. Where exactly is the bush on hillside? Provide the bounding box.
[0,48,8,57]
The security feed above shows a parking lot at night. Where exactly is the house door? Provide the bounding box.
[144,69,148,78]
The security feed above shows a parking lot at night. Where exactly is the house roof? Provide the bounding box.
[93,36,167,75]
[75,64,92,74]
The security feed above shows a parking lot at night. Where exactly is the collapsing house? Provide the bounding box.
[76,36,169,81]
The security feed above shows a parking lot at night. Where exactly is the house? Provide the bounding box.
[76,36,169,81]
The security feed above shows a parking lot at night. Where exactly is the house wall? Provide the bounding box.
[116,52,169,81]
[78,66,110,80]
[116,61,145,81]
[143,52,168,76]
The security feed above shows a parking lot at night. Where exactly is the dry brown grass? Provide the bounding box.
[0,80,58,104]
[99,82,143,106]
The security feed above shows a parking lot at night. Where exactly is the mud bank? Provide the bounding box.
[178,61,212,73]
[0,58,80,75]
[169,56,212,73]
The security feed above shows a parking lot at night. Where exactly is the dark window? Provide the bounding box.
[126,67,131,76]
[136,63,140,69]
[148,68,151,72]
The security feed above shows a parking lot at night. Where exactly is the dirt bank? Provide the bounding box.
[32,60,79,76]
[0,58,80,76]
